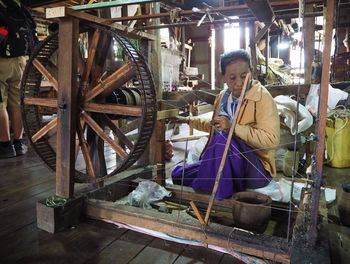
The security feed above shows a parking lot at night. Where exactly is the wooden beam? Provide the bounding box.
[100,114,134,150]
[77,121,95,178]
[249,21,258,79]
[82,29,101,85]
[32,117,58,143]
[308,0,335,247]
[85,199,290,263]
[81,112,128,159]
[70,0,156,11]
[254,23,273,43]
[56,17,79,198]
[23,98,57,108]
[119,119,140,135]
[32,59,58,91]
[246,0,275,23]
[157,109,179,120]
[303,4,315,84]
[66,9,156,41]
[266,84,310,96]
[84,102,142,117]
[84,62,135,102]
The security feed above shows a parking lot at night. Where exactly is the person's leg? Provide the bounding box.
[0,108,10,141]
[0,58,16,158]
[192,133,240,200]
[8,106,23,139]
[7,56,27,155]
[0,57,10,141]
[192,133,271,200]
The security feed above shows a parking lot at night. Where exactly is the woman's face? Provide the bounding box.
[223,59,251,98]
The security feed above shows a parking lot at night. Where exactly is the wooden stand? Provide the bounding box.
[36,196,84,234]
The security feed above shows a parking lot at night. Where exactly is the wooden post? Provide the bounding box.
[149,2,162,99]
[148,2,163,166]
[308,0,335,247]
[304,4,315,84]
[215,25,224,89]
[210,25,216,90]
[249,21,258,79]
[239,21,246,49]
[56,17,79,198]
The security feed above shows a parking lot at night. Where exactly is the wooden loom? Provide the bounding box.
[20,1,335,263]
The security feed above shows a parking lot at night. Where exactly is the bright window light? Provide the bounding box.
[224,25,240,52]
[278,42,290,50]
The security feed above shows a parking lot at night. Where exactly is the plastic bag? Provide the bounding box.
[306,84,349,116]
[274,95,313,134]
[128,180,172,209]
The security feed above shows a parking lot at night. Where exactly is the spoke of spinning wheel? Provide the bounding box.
[32,59,58,91]
[120,119,140,134]
[100,114,134,150]
[84,61,134,102]
[75,132,80,159]
[81,112,128,159]
[31,117,57,143]
[82,29,101,84]
[77,120,95,178]
[24,98,57,108]
[84,102,142,117]
[75,120,85,159]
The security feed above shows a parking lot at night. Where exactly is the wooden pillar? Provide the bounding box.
[56,17,79,198]
[239,21,246,49]
[249,21,258,79]
[210,25,216,90]
[308,0,335,247]
[265,30,269,76]
[304,4,315,84]
[148,2,163,167]
[149,2,162,99]
[215,25,225,89]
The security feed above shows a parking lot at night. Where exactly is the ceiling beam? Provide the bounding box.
[246,0,275,23]
[70,0,158,11]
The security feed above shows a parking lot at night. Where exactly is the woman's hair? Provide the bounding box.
[220,49,252,74]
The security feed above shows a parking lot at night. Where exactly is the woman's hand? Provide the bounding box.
[211,116,231,133]
[164,139,174,161]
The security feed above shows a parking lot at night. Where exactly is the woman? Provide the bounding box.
[172,50,280,200]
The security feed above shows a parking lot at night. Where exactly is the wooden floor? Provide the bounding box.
[0,146,243,264]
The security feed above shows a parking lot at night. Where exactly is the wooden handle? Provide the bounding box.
[190,201,206,225]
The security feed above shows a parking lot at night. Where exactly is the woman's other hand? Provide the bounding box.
[212,116,231,133]
[164,139,174,161]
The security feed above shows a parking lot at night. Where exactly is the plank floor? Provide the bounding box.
[0,147,244,264]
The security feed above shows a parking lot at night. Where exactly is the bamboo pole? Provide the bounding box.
[204,73,251,224]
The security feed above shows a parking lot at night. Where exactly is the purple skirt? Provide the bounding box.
[171,133,271,200]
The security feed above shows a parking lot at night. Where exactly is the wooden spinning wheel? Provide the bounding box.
[21,23,157,183]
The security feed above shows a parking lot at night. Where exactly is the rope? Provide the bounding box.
[45,195,68,208]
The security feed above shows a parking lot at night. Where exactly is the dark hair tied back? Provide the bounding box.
[220,49,252,74]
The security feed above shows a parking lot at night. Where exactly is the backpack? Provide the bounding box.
[0,0,38,57]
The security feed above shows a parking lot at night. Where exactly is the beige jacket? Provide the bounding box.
[189,80,280,176]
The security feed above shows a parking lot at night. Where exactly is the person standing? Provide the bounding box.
[0,0,38,158]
